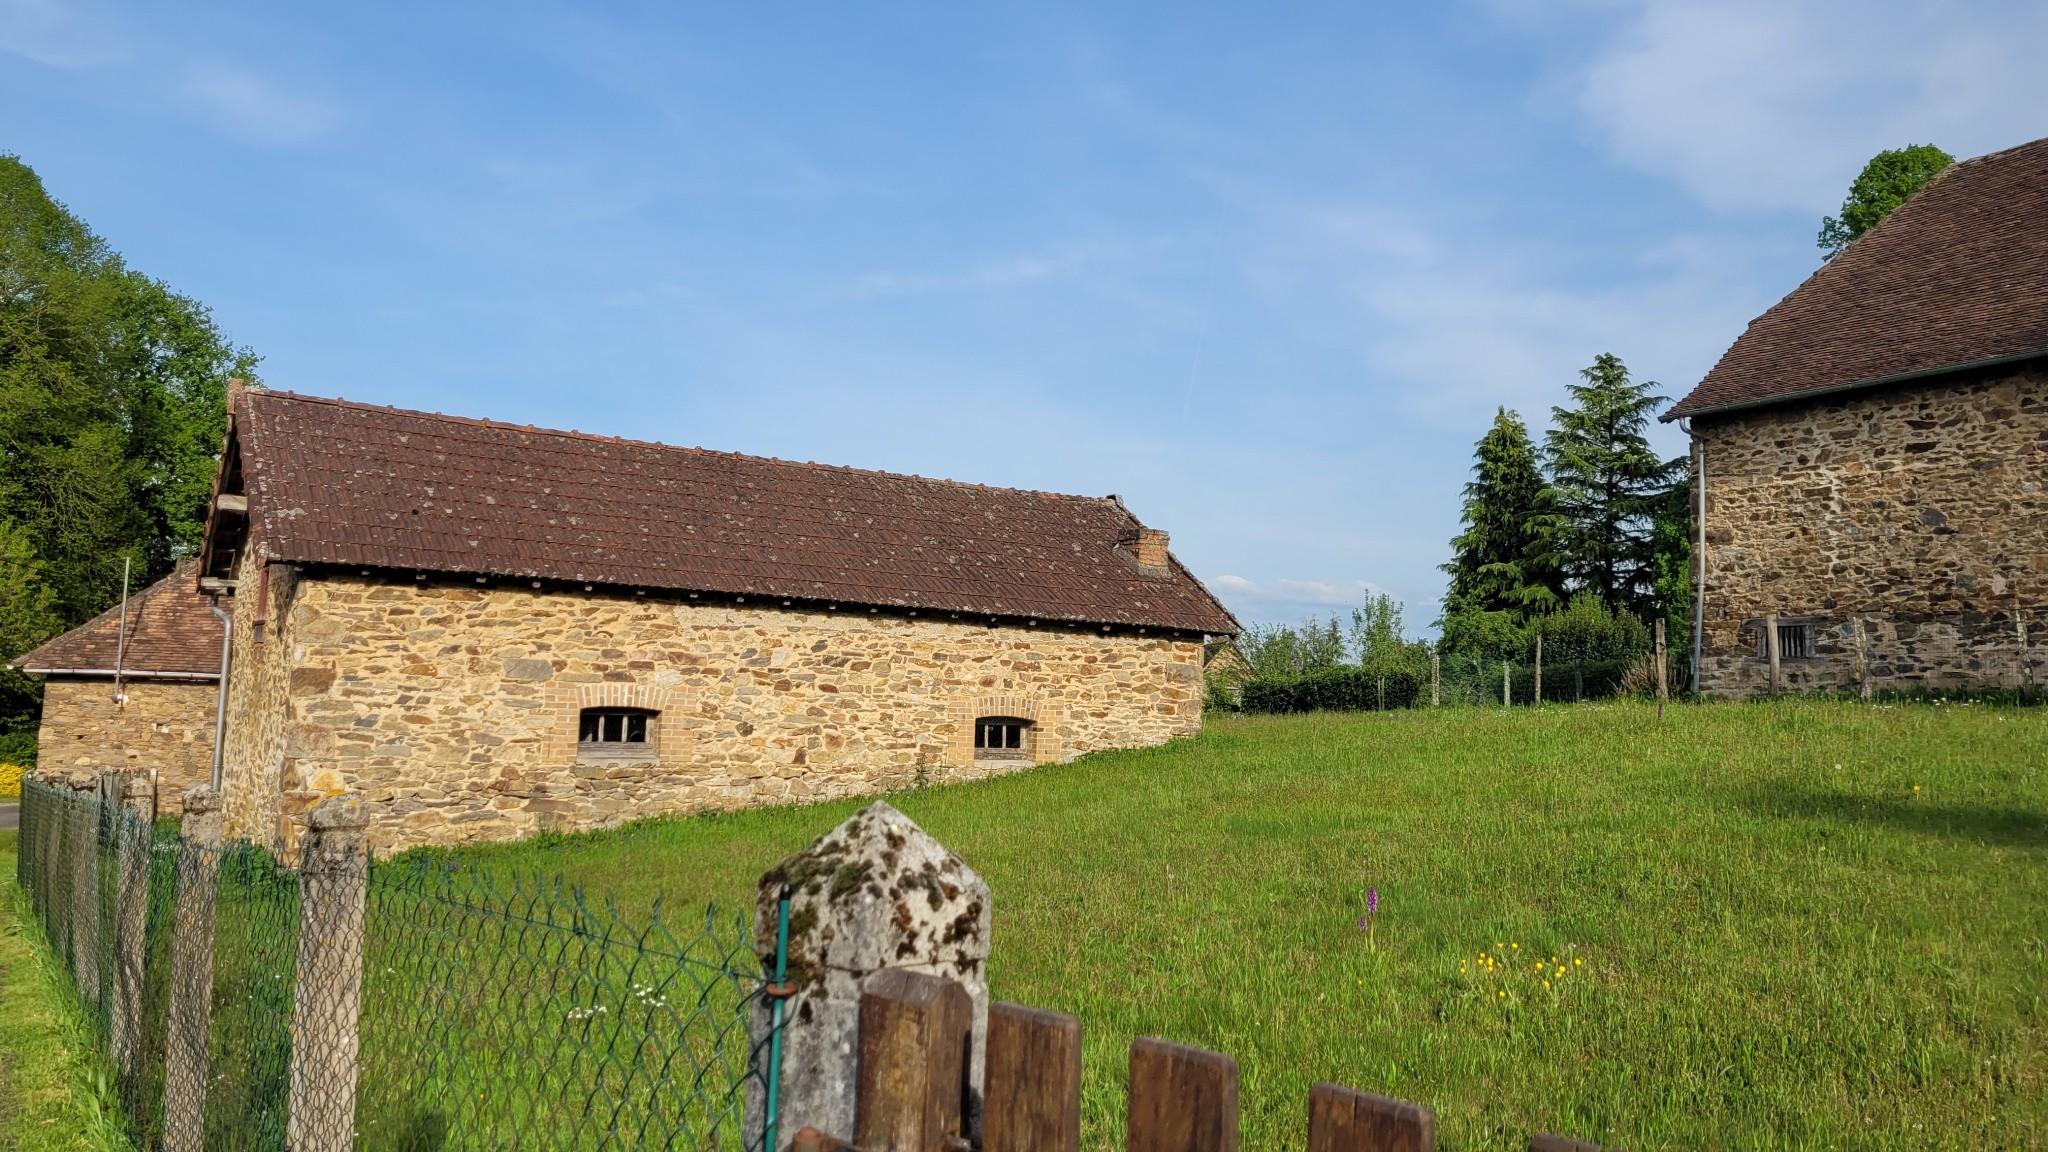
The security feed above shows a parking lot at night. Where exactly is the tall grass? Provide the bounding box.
[426,702,2048,1150]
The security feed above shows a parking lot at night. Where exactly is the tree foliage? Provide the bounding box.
[0,154,256,760]
[1539,354,1683,620]
[1817,144,1953,259]
[1441,408,1562,624]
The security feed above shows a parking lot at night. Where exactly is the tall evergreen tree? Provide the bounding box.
[1441,407,1562,623]
[0,154,258,762]
[1540,354,1681,618]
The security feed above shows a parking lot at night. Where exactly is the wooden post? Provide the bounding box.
[984,1003,1081,1152]
[70,773,102,1007]
[164,785,224,1152]
[1534,633,1542,706]
[1766,613,1781,696]
[1430,653,1439,708]
[287,795,370,1152]
[1654,618,1668,716]
[855,968,974,1152]
[1127,1037,1238,1152]
[1307,1082,1435,1152]
[109,772,155,1084]
[1502,661,1510,708]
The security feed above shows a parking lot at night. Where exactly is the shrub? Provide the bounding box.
[0,761,24,798]
[1239,666,1422,714]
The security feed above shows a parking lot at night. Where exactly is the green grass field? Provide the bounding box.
[442,701,2048,1150]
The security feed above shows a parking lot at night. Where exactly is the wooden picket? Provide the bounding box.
[813,974,1618,1152]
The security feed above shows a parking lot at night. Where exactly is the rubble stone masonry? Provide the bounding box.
[33,680,217,813]
[1695,363,2048,697]
[219,561,1206,857]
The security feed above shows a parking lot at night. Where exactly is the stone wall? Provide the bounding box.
[1695,363,2048,697]
[34,678,218,813]
[221,569,1206,856]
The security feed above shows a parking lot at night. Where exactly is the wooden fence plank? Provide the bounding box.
[1306,1082,1435,1152]
[856,968,974,1152]
[984,1002,1082,1152]
[1126,1037,1239,1152]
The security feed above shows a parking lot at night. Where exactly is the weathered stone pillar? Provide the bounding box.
[110,771,156,1083]
[747,801,991,1150]
[287,795,370,1152]
[164,785,224,1152]
[69,772,103,1007]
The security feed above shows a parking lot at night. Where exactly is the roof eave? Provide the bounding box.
[14,667,222,681]
[1666,345,2048,423]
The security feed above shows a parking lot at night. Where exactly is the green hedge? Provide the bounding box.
[1240,666,1422,713]
[1241,658,1638,713]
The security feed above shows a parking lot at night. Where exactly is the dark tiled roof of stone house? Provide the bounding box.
[12,563,227,679]
[218,390,1240,635]
[1668,136,2048,420]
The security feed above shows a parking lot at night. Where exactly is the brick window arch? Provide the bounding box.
[545,683,680,765]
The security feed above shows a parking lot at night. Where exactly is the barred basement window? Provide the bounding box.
[579,707,656,761]
[1778,622,1814,660]
[974,717,1031,760]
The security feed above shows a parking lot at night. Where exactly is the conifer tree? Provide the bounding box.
[1441,407,1562,623]
[1540,354,1681,618]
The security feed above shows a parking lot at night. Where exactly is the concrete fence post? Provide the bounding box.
[164,785,224,1152]
[748,802,992,1150]
[110,771,156,1084]
[287,795,370,1152]
[69,772,103,1008]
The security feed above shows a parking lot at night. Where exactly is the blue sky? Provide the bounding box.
[5,0,2044,631]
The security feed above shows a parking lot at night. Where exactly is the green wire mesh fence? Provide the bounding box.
[16,775,782,1151]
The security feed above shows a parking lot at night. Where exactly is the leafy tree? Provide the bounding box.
[1647,474,1693,663]
[0,154,257,761]
[1349,594,1432,680]
[1817,144,1953,259]
[1539,354,1682,620]
[1441,408,1563,627]
[0,523,56,764]
[1236,617,1347,681]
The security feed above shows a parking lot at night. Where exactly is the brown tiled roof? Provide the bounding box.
[12,563,227,679]
[221,390,1239,635]
[1668,136,2048,420]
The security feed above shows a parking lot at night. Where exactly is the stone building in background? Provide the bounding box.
[10,563,227,812]
[197,387,1236,857]
[1667,136,2048,698]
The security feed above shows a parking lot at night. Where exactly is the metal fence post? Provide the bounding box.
[164,785,224,1152]
[110,771,156,1084]
[288,795,370,1152]
[69,772,103,1008]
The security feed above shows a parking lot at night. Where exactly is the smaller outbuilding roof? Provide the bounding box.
[1668,136,2048,420]
[12,563,227,680]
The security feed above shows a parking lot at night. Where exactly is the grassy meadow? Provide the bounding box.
[432,702,2044,1148]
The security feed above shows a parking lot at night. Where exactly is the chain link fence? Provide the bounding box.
[16,773,785,1151]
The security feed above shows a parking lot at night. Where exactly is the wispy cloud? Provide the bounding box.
[180,63,338,146]
[0,0,127,67]
[1547,0,2048,211]
[848,238,1142,298]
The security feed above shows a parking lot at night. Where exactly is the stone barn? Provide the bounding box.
[11,563,227,812]
[1668,136,2048,697]
[199,387,1237,856]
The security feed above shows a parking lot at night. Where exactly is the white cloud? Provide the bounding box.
[1243,200,1758,437]
[180,63,338,146]
[1557,0,2048,211]
[848,238,1143,299]
[0,0,126,67]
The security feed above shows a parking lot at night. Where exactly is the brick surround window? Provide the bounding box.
[579,707,657,762]
[974,717,1032,760]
